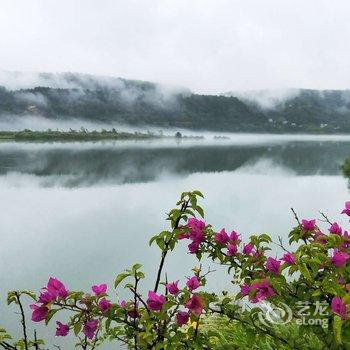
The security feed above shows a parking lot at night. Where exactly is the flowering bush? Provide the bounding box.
[2,191,350,349]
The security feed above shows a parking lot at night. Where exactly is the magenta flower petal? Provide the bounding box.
[38,290,56,304]
[301,219,316,231]
[243,243,254,255]
[91,283,107,296]
[176,311,189,326]
[281,252,295,265]
[329,222,342,235]
[331,249,349,267]
[98,298,112,312]
[331,297,348,320]
[30,304,48,322]
[214,229,229,245]
[55,321,69,337]
[186,276,200,292]
[146,291,166,311]
[266,257,281,275]
[250,279,275,302]
[166,280,180,295]
[185,294,204,315]
[47,277,68,299]
[227,243,237,256]
[83,319,99,339]
[341,201,350,216]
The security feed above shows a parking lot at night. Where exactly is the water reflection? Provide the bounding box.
[0,137,350,348]
[0,140,348,187]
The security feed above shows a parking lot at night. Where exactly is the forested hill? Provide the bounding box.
[1,73,350,133]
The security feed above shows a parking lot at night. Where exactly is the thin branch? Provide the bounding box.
[154,199,189,292]
[319,211,333,225]
[133,272,139,350]
[128,286,149,314]
[290,208,301,225]
[14,292,28,350]
[0,342,17,350]
[34,330,39,350]
[272,236,289,252]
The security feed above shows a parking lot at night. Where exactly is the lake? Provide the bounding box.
[1,133,350,347]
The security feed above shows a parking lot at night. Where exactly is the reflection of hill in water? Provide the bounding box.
[0,141,348,187]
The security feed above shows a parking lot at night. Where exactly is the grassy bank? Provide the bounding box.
[0,129,162,142]
[0,129,205,142]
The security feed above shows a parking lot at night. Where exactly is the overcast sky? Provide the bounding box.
[1,0,350,94]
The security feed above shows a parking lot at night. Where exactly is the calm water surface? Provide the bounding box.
[1,134,350,347]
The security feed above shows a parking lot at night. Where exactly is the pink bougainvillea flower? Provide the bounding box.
[127,306,139,318]
[301,219,316,231]
[188,230,205,243]
[214,229,229,245]
[342,231,350,249]
[186,276,200,292]
[38,290,56,304]
[91,284,107,296]
[227,243,237,256]
[55,321,69,337]
[178,232,189,240]
[166,280,180,295]
[184,218,206,254]
[251,279,275,303]
[176,311,189,326]
[331,297,348,320]
[331,249,350,267]
[341,201,350,216]
[240,283,250,296]
[314,231,327,245]
[253,250,263,259]
[188,241,200,254]
[187,218,205,231]
[147,291,166,311]
[243,243,254,255]
[266,257,281,275]
[98,298,112,312]
[47,277,68,299]
[83,319,99,339]
[329,222,342,235]
[30,304,48,322]
[281,252,295,265]
[185,294,204,315]
[229,230,239,242]
[119,300,127,308]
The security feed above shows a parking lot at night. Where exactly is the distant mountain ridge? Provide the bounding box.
[1,72,350,133]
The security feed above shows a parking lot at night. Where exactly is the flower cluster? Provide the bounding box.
[30,279,116,340]
[179,218,206,253]
[6,192,350,349]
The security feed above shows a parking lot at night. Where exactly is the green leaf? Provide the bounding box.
[196,205,204,218]
[20,290,37,300]
[156,237,165,250]
[192,190,204,198]
[333,315,343,344]
[131,263,142,273]
[114,273,130,288]
[149,235,158,246]
[74,322,82,336]
[299,263,312,282]
[45,309,58,325]
[7,292,16,305]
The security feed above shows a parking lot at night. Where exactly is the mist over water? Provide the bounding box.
[1,134,350,348]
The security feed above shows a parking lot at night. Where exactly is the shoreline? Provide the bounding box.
[0,130,204,142]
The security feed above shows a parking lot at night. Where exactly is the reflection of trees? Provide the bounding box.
[341,156,350,189]
[0,141,349,187]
